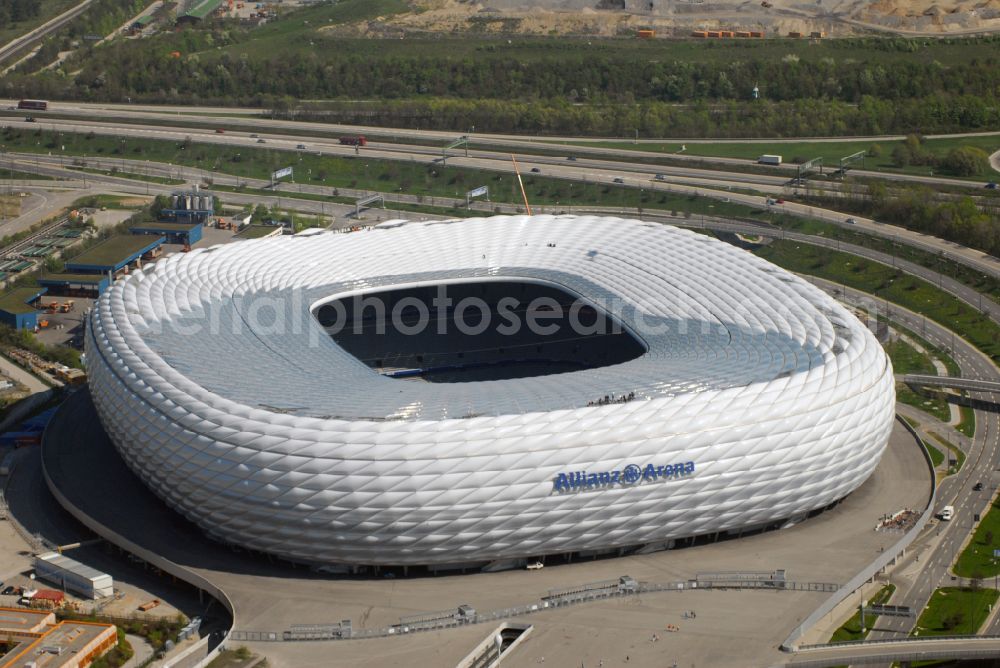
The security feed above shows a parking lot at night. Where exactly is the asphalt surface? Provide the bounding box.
[41,389,929,668]
[2,111,998,277]
[807,278,1000,652]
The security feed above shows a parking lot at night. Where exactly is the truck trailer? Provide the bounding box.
[757,154,783,165]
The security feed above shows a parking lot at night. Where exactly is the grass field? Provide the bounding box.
[68,166,185,186]
[955,497,1000,579]
[925,441,945,468]
[0,196,22,219]
[928,431,965,474]
[752,241,1000,364]
[957,405,976,438]
[829,584,896,643]
[896,383,952,424]
[769,215,1000,307]
[912,587,999,636]
[884,338,936,375]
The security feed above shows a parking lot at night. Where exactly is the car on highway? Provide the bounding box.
[530,167,541,173]
[613,177,625,184]
[24,116,35,122]
[0,586,12,596]
[256,138,266,144]
[766,198,776,205]
[986,182,998,189]
[215,128,225,134]
[654,174,666,181]
[775,198,785,204]
[974,482,984,491]
[566,156,577,161]
[249,133,259,138]
[526,561,544,570]
[845,218,857,225]
[296,144,307,149]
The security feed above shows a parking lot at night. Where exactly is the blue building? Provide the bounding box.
[131,222,203,246]
[0,286,47,330]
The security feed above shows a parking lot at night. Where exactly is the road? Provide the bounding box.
[6,99,1000,144]
[3,108,995,194]
[0,0,96,67]
[7,152,1000,338]
[3,115,999,281]
[805,279,1000,651]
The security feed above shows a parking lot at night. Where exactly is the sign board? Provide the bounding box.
[467,186,489,198]
[271,167,293,181]
[993,549,1000,558]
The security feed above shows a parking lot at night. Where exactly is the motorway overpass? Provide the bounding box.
[901,374,1000,394]
[783,635,1000,667]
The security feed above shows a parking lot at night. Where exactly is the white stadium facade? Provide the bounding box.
[85,215,895,568]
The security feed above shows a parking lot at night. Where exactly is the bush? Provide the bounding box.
[940,146,990,176]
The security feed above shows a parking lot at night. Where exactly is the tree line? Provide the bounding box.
[2,29,1000,136]
[0,0,41,25]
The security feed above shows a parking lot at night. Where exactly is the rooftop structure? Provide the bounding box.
[180,0,225,20]
[65,236,163,274]
[0,286,47,330]
[34,553,113,599]
[233,224,283,240]
[0,621,116,668]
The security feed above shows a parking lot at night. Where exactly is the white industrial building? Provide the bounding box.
[34,553,113,599]
[85,215,895,567]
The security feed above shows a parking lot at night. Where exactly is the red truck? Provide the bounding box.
[339,135,367,146]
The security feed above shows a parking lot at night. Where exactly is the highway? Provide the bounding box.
[3,113,999,281]
[4,102,996,192]
[797,278,1000,663]
[8,151,1000,338]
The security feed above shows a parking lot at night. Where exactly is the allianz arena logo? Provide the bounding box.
[553,461,696,492]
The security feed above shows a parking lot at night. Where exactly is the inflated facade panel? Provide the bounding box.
[86,215,895,566]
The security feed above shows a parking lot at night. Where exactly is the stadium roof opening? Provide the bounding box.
[316,280,646,382]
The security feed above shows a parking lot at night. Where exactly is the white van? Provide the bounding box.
[940,505,954,521]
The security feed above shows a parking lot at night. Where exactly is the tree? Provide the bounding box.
[941,146,989,177]
[891,145,911,167]
[252,203,268,223]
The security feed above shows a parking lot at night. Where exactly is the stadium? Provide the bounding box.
[85,214,895,569]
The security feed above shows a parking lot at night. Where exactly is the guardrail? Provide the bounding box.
[780,414,938,651]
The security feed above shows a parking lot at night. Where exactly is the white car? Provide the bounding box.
[526,561,544,570]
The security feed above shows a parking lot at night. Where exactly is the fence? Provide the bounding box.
[230,575,840,643]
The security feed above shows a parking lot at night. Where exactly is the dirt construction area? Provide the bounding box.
[342,0,1000,38]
